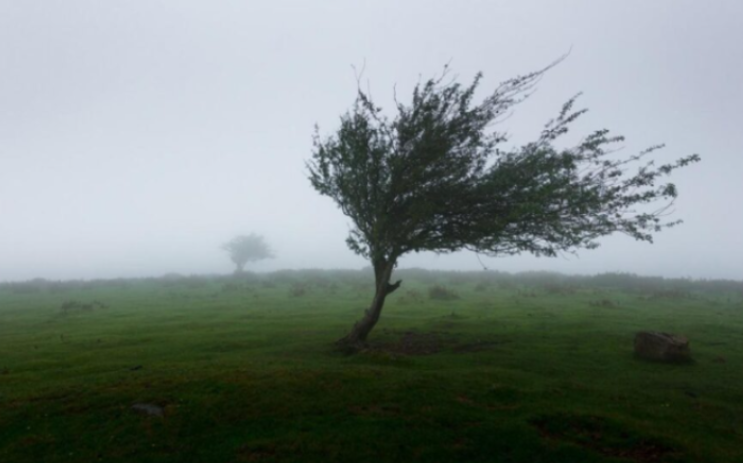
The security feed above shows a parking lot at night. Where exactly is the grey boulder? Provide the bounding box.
[634,331,691,363]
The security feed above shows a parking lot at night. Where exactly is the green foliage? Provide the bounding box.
[221,233,274,272]
[308,61,700,265]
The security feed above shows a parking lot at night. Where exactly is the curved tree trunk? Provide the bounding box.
[336,259,401,351]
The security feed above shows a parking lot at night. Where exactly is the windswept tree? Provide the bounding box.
[308,61,700,350]
[222,233,274,273]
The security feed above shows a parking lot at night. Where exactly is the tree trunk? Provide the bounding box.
[336,259,401,351]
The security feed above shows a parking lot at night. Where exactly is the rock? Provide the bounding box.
[634,331,691,363]
[131,403,164,417]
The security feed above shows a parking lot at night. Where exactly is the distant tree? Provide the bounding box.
[222,234,274,273]
[308,61,700,350]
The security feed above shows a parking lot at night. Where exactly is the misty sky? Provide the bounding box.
[1,1,741,282]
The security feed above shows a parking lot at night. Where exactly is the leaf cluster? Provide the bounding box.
[308,63,700,264]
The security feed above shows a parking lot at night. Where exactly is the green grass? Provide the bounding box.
[1,272,742,462]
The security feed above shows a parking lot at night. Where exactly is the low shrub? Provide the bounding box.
[428,285,459,301]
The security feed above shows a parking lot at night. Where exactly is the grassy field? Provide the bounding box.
[1,270,742,462]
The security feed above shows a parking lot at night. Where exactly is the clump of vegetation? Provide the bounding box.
[428,285,460,301]
[60,300,108,314]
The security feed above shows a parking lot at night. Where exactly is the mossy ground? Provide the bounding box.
[1,271,741,462]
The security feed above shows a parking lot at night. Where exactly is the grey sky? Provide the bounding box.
[1,1,741,281]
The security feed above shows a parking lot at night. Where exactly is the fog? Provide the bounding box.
[1,1,741,282]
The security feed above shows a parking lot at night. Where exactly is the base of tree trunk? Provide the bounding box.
[333,335,367,354]
[334,264,398,354]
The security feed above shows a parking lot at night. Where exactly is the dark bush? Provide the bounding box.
[428,285,459,301]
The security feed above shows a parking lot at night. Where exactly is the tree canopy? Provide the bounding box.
[222,234,274,273]
[308,62,700,348]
